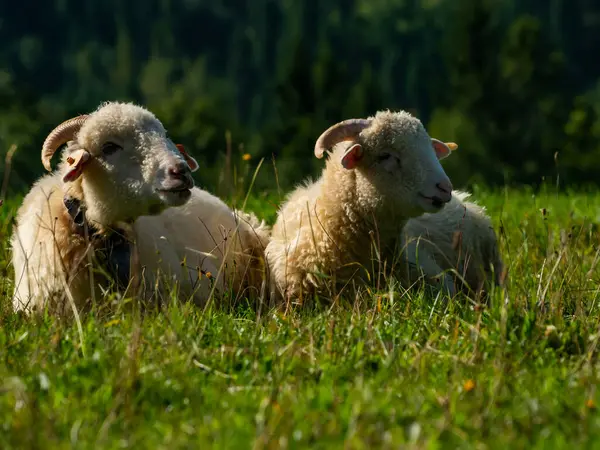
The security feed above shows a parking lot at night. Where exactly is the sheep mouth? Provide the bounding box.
[156,186,192,203]
[157,186,190,193]
[418,193,447,210]
[156,179,194,194]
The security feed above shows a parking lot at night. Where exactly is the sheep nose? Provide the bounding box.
[435,179,453,202]
[166,163,194,190]
[168,162,189,179]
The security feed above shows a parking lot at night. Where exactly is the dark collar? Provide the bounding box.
[63,195,99,237]
[63,195,132,289]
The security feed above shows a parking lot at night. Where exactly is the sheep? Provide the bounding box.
[400,189,505,297]
[265,110,456,303]
[10,101,200,315]
[12,100,271,314]
[132,189,271,307]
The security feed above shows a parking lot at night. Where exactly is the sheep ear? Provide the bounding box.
[62,149,91,183]
[341,143,364,170]
[176,144,199,172]
[431,138,457,160]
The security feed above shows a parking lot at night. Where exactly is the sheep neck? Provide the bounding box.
[321,161,409,258]
[62,194,132,290]
[63,195,95,237]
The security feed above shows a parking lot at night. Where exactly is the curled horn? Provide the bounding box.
[314,118,372,159]
[41,115,90,171]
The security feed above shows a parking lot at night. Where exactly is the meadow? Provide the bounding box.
[1,179,600,449]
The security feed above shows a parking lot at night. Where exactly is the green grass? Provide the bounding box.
[1,186,600,449]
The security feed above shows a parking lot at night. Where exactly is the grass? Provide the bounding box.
[1,183,600,449]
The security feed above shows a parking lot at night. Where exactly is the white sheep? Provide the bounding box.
[11,101,271,315]
[400,189,505,297]
[265,110,456,303]
[10,101,201,315]
[132,189,271,307]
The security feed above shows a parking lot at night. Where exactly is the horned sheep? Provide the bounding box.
[10,101,268,315]
[265,110,456,303]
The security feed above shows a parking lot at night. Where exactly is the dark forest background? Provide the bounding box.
[1,0,600,197]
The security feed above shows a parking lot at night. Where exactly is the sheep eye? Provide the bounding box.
[376,153,393,162]
[102,142,122,155]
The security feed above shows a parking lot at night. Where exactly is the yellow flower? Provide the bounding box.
[242,153,251,161]
[205,271,212,279]
[104,319,120,328]
[586,399,596,410]
[463,379,475,392]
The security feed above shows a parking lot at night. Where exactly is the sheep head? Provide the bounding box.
[41,101,200,224]
[314,110,456,217]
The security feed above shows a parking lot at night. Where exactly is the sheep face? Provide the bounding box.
[339,110,453,218]
[59,102,199,224]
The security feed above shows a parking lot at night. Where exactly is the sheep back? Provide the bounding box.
[401,190,504,293]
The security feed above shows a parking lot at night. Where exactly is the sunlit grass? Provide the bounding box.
[1,185,600,448]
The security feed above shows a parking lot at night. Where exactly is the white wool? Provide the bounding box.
[10,101,197,314]
[133,187,271,306]
[265,109,454,303]
[400,190,505,295]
